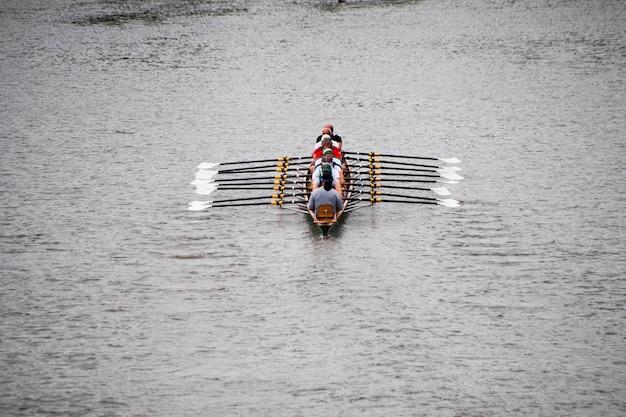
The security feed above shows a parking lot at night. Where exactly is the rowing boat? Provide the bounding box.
[188,150,462,236]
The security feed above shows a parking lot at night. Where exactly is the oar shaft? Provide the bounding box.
[344,196,437,204]
[345,151,439,161]
[209,201,277,208]
[353,164,439,173]
[212,200,304,208]
[216,161,311,174]
[205,181,308,189]
[211,195,280,204]
[344,151,460,164]
[212,156,311,166]
[366,191,437,202]
[209,192,307,204]
[207,176,281,183]
[368,177,439,183]
[210,186,278,191]
[347,157,441,170]
[208,172,309,183]
[366,171,441,178]
[368,183,432,192]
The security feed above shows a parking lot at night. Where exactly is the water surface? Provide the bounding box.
[1,0,625,416]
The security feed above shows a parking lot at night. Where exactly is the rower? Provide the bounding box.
[312,161,342,195]
[315,124,343,150]
[308,166,343,224]
[313,139,341,167]
[313,133,341,157]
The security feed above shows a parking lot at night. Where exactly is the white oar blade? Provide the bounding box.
[190,178,216,186]
[437,169,464,181]
[197,162,220,170]
[188,201,213,211]
[436,198,460,208]
[188,204,211,211]
[431,186,451,196]
[440,157,461,164]
[195,185,218,196]
[437,179,459,185]
[195,170,218,180]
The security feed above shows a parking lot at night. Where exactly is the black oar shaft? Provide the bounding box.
[216,161,311,174]
[210,172,309,183]
[211,200,305,208]
[369,183,432,192]
[344,197,437,205]
[210,177,281,183]
[367,191,437,202]
[344,151,439,161]
[369,177,439,183]
[211,195,277,204]
[212,186,277,191]
[366,171,440,178]
[211,192,306,204]
[353,164,438,173]
[217,156,311,166]
[347,157,440,169]
[209,182,307,189]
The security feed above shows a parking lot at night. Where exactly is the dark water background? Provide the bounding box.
[1,0,625,415]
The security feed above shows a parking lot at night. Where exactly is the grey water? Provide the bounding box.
[1,0,625,416]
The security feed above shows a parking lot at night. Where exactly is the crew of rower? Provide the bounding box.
[307,124,346,223]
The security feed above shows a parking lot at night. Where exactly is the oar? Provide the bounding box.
[365,169,463,181]
[188,199,305,211]
[189,201,275,210]
[363,190,438,202]
[344,196,460,208]
[369,177,459,184]
[208,166,291,174]
[195,181,309,196]
[197,156,311,170]
[190,194,294,206]
[194,176,312,195]
[365,190,460,207]
[188,192,307,210]
[191,173,311,187]
[353,164,462,177]
[196,183,305,192]
[195,185,278,195]
[194,165,292,179]
[202,160,313,175]
[346,156,459,171]
[344,151,461,164]
[191,179,280,187]
[195,163,313,180]
[194,171,303,182]
[367,182,451,196]
[352,162,461,173]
